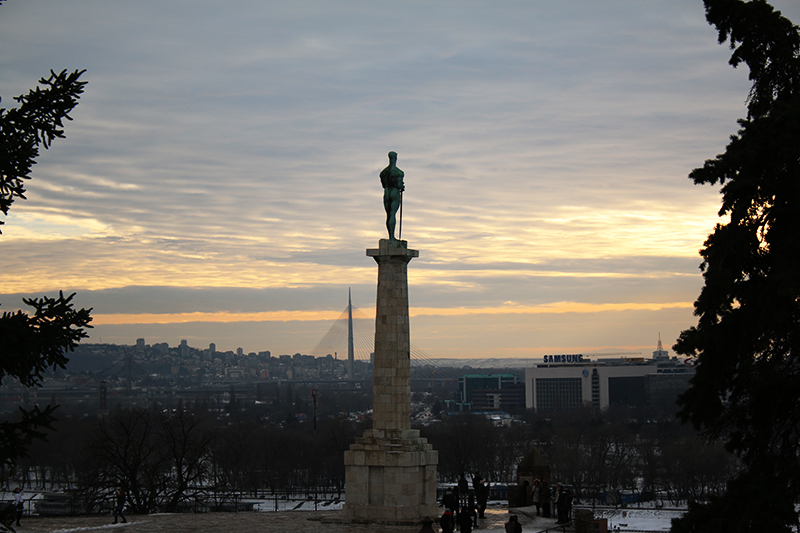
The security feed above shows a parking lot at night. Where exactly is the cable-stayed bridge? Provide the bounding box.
[307,291,463,382]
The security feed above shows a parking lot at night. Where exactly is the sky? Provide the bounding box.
[2,1,799,360]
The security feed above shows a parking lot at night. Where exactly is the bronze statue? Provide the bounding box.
[380,151,404,241]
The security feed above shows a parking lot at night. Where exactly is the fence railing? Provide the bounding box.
[10,488,346,516]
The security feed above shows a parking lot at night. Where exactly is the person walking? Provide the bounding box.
[457,505,473,533]
[476,479,488,519]
[542,482,552,518]
[556,484,572,524]
[457,473,469,509]
[555,484,564,523]
[468,492,478,527]
[440,508,455,533]
[472,472,483,494]
[505,514,523,533]
[532,479,542,516]
[13,487,23,527]
[443,486,458,517]
[113,487,127,524]
[565,486,573,523]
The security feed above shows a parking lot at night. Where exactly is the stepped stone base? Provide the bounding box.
[343,428,438,523]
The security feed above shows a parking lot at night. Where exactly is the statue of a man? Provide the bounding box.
[380,151,405,241]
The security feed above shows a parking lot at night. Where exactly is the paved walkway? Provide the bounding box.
[12,508,568,533]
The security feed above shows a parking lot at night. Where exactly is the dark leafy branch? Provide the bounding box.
[0,68,87,230]
[0,291,93,387]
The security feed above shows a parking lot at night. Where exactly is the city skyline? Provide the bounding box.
[3,1,798,357]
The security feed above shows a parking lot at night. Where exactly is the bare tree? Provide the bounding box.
[158,408,216,512]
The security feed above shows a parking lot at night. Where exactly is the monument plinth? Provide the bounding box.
[342,238,438,523]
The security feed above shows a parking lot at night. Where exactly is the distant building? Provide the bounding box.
[225,368,243,379]
[472,383,526,414]
[652,334,669,361]
[524,340,694,412]
[152,342,169,355]
[458,374,525,414]
[459,374,518,403]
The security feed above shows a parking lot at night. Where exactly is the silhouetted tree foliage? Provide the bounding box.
[421,407,735,504]
[0,66,91,467]
[521,407,736,506]
[82,406,166,513]
[423,414,496,481]
[1,69,87,229]
[64,404,365,513]
[4,400,738,514]
[81,406,217,513]
[672,1,800,531]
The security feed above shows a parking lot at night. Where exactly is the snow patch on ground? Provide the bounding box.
[48,521,150,532]
[592,508,685,531]
[252,499,344,512]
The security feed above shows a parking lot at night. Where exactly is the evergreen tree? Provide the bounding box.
[0,69,92,466]
[673,1,800,531]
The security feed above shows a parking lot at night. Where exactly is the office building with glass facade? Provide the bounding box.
[524,354,694,412]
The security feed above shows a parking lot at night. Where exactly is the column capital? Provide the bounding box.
[367,239,419,261]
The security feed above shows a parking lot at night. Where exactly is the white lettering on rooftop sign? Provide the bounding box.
[542,354,585,364]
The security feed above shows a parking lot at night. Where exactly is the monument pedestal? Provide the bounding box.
[342,239,438,523]
[343,428,438,522]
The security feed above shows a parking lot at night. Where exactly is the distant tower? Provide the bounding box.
[653,333,669,360]
[347,288,355,380]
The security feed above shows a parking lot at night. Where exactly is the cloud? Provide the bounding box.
[2,0,798,355]
[86,299,690,327]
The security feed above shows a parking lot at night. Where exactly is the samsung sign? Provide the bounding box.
[542,354,585,364]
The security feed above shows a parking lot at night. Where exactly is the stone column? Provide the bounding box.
[370,238,416,431]
[342,239,438,524]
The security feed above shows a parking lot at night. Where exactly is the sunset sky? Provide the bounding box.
[3,1,798,359]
